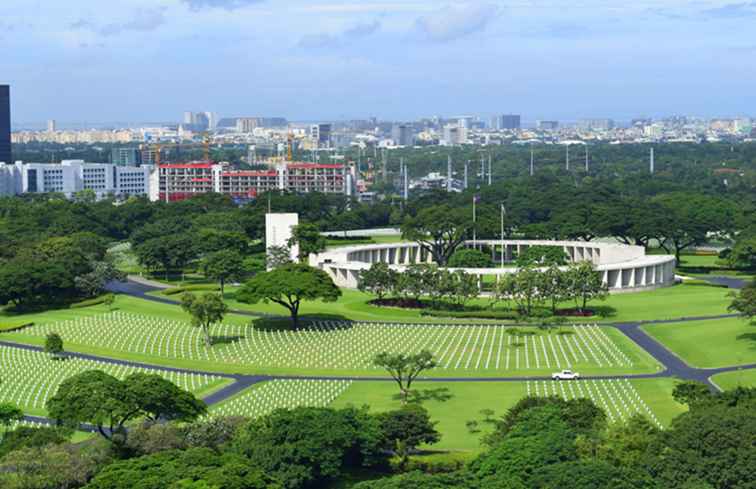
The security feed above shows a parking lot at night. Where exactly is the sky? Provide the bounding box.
[2,0,756,125]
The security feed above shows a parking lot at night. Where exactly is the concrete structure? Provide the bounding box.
[112,147,141,166]
[0,160,150,198]
[493,114,521,130]
[310,123,332,148]
[310,240,677,294]
[266,213,299,267]
[0,85,10,166]
[152,162,349,202]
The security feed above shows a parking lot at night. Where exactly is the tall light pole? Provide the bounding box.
[464,160,469,189]
[488,153,492,185]
[500,204,506,267]
[530,147,535,176]
[566,144,570,171]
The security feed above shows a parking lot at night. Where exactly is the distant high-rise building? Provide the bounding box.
[182,111,210,131]
[391,124,414,146]
[111,147,141,166]
[537,120,559,130]
[47,119,56,132]
[0,85,10,165]
[494,114,521,130]
[310,123,332,148]
[578,118,615,131]
[236,117,262,133]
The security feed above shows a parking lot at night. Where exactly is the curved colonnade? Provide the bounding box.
[310,240,677,294]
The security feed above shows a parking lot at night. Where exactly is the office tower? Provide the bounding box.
[183,111,194,125]
[537,120,559,130]
[497,114,521,130]
[0,85,10,165]
[111,147,141,166]
[578,118,615,131]
[310,123,332,148]
[391,124,414,146]
[47,119,56,132]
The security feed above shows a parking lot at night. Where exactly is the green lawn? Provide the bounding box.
[643,318,756,368]
[333,378,685,452]
[710,369,756,390]
[676,253,755,281]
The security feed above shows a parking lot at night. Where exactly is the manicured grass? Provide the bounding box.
[643,318,756,368]
[333,381,527,452]
[710,369,756,390]
[597,283,732,322]
[333,378,684,452]
[677,253,755,281]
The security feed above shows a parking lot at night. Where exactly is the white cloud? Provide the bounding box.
[415,2,500,42]
[181,0,263,11]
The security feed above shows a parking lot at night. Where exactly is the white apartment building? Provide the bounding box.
[0,160,151,199]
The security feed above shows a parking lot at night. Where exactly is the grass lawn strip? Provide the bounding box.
[642,318,756,369]
[709,369,756,390]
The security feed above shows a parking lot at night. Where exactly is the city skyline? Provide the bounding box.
[2,0,756,123]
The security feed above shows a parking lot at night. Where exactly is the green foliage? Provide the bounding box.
[288,223,327,262]
[728,280,756,320]
[236,263,341,328]
[43,332,64,357]
[353,471,483,489]
[727,233,756,269]
[180,292,229,347]
[45,370,205,448]
[0,442,111,489]
[530,460,655,489]
[447,248,492,268]
[0,425,72,458]
[565,261,609,312]
[401,205,471,266]
[515,245,569,267]
[373,351,438,404]
[0,402,24,436]
[358,262,399,300]
[232,406,383,489]
[266,245,293,269]
[378,405,441,468]
[672,381,713,407]
[202,249,245,294]
[84,448,278,489]
[70,293,116,308]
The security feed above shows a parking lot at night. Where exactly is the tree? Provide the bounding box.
[565,261,609,313]
[125,373,207,422]
[401,205,470,266]
[288,223,327,262]
[497,266,544,316]
[196,228,248,254]
[358,262,398,301]
[0,403,23,438]
[46,370,139,447]
[727,233,756,269]
[515,245,568,267]
[202,249,244,295]
[728,280,756,321]
[46,370,205,449]
[74,260,125,298]
[180,292,229,347]
[449,270,479,307]
[378,405,441,469]
[373,351,437,404]
[394,263,430,302]
[44,332,64,359]
[133,234,198,278]
[266,244,293,269]
[672,381,713,407]
[232,407,382,489]
[541,264,569,314]
[103,293,116,311]
[236,263,341,328]
[447,248,492,268]
[352,472,482,489]
[0,425,72,459]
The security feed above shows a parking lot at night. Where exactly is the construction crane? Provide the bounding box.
[153,132,211,166]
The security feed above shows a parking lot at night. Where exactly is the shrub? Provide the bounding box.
[421,309,521,320]
[70,294,115,309]
[163,285,220,296]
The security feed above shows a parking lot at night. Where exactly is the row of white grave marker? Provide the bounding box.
[208,379,353,419]
[25,312,634,371]
[526,379,663,428]
[0,345,223,411]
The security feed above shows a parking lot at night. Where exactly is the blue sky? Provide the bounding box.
[1,0,755,124]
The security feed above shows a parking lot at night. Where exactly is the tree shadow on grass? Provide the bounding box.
[390,387,454,405]
[736,332,756,351]
[210,335,245,346]
[251,314,354,332]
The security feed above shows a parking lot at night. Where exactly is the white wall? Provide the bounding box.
[265,213,299,267]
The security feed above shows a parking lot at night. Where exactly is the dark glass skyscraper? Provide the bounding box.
[0,85,11,165]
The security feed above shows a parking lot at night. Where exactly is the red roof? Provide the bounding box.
[222,171,278,177]
[286,163,343,170]
[160,163,213,169]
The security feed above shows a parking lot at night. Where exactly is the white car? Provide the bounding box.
[552,370,580,380]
